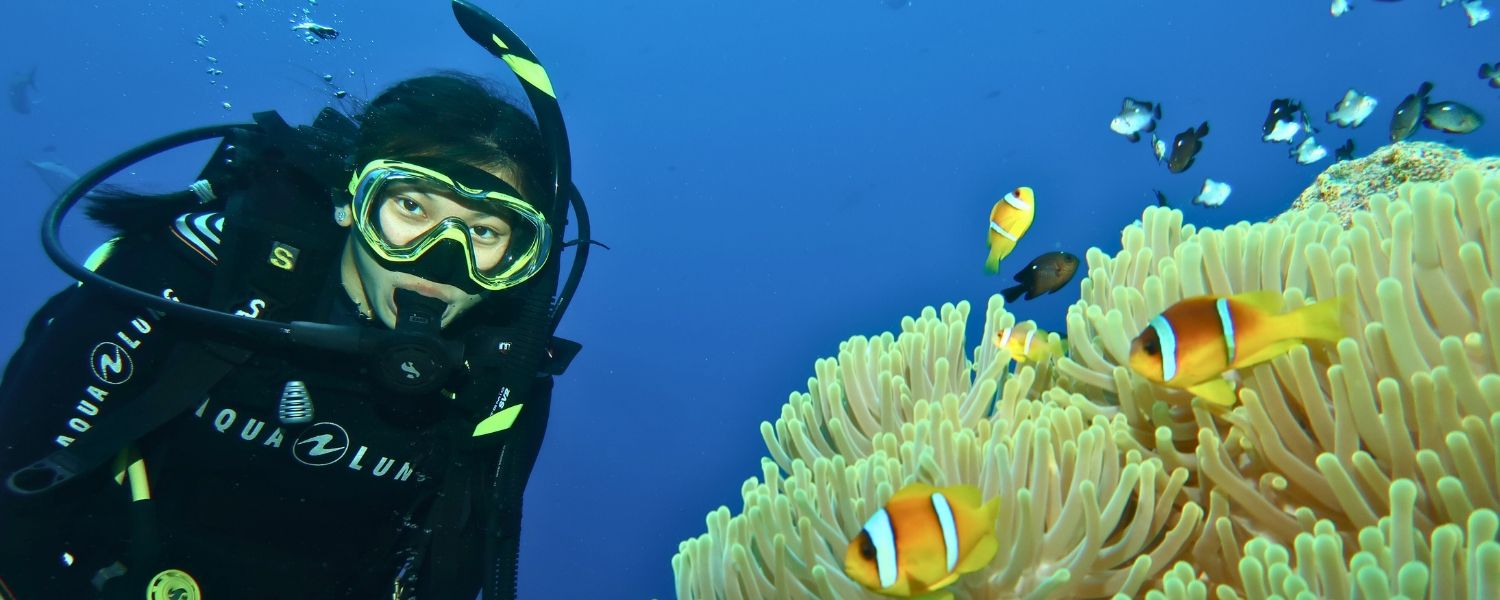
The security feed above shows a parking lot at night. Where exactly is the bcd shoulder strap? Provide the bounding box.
[4,111,355,496]
[207,110,349,316]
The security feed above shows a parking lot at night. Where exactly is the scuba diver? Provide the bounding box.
[0,2,593,599]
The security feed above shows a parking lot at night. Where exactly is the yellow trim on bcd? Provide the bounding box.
[473,404,524,437]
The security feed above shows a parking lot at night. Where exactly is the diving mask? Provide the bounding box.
[347,158,552,294]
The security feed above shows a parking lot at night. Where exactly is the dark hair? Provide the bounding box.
[352,71,551,204]
[86,71,550,232]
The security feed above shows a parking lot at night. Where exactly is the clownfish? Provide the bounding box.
[984,187,1035,274]
[995,324,1066,364]
[1127,290,1346,410]
[844,482,1000,600]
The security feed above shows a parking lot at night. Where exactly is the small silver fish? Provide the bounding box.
[1262,99,1311,143]
[1291,137,1328,165]
[1326,89,1377,128]
[1463,1,1491,26]
[1151,133,1166,164]
[1263,119,1299,143]
[1110,97,1162,143]
[1194,179,1231,207]
[1331,0,1352,17]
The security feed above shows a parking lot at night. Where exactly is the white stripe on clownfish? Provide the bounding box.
[990,221,1018,241]
[1215,298,1238,363]
[931,492,959,573]
[865,508,900,588]
[1149,315,1179,381]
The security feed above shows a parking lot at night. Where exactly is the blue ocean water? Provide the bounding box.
[0,0,1495,597]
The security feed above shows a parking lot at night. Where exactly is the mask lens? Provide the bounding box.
[350,162,551,291]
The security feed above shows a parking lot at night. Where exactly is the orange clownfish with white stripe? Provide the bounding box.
[844,483,1001,600]
[1127,290,1346,410]
[984,187,1035,274]
[995,324,1066,364]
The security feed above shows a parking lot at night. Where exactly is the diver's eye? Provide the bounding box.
[858,533,876,560]
[470,225,504,243]
[395,196,423,216]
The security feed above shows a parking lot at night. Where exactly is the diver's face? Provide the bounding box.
[335,169,521,330]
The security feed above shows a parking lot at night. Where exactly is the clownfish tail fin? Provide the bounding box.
[985,253,1001,275]
[1289,296,1347,343]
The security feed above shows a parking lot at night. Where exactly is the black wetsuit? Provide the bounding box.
[0,209,550,599]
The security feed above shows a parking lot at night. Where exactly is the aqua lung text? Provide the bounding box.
[191,401,421,483]
[52,287,177,447]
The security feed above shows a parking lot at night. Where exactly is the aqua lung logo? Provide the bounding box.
[293,422,351,466]
[193,401,420,483]
[54,288,170,448]
[90,342,134,384]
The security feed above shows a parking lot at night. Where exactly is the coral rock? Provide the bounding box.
[1287,141,1500,227]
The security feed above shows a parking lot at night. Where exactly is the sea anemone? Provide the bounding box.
[672,164,1500,599]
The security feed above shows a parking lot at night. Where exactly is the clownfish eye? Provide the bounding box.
[858,533,877,560]
[1143,339,1160,355]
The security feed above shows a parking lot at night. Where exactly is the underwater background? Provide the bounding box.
[1,1,1498,598]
